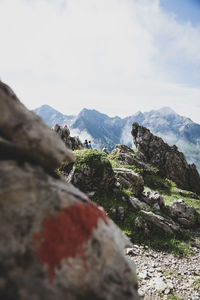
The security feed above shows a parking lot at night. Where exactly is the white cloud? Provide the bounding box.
[70,128,92,144]
[0,0,200,123]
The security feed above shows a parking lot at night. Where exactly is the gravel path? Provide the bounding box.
[126,240,200,300]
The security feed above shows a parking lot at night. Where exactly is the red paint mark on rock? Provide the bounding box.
[33,200,108,284]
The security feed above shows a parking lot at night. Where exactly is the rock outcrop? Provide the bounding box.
[60,150,116,192]
[167,199,200,228]
[132,122,200,195]
[135,211,181,236]
[54,123,83,150]
[129,196,150,212]
[114,168,144,197]
[142,190,165,210]
[111,144,155,175]
[0,81,140,300]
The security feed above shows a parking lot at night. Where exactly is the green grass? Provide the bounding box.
[109,153,144,175]
[59,148,113,179]
[133,149,143,158]
[73,149,111,171]
[143,173,200,214]
[58,148,200,255]
[92,189,194,256]
[193,278,200,292]
[167,294,182,300]
[161,269,178,278]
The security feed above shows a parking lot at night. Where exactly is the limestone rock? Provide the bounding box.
[131,122,200,194]
[0,161,139,300]
[129,196,151,212]
[0,81,75,172]
[54,123,83,150]
[0,81,140,300]
[167,199,200,228]
[129,240,200,300]
[149,277,167,292]
[61,150,116,192]
[114,168,144,197]
[110,206,126,222]
[142,190,165,209]
[111,144,155,175]
[136,211,181,235]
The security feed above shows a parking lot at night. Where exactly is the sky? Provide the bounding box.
[1,0,200,123]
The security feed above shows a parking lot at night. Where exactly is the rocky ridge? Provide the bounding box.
[132,122,200,195]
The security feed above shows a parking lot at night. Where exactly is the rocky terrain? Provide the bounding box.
[132,122,200,195]
[0,81,140,300]
[53,123,83,150]
[1,80,200,300]
[61,144,200,234]
[59,129,200,299]
[127,240,200,300]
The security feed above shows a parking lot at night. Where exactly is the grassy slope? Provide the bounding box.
[59,149,200,255]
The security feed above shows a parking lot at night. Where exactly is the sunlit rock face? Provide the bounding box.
[0,81,140,300]
[132,122,200,195]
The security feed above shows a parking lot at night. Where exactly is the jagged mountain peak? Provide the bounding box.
[34,104,57,113]
[133,111,143,116]
[77,108,109,120]
[157,106,176,115]
[33,105,75,127]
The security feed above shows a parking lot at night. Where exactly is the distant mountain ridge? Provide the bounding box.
[34,105,75,127]
[33,105,200,173]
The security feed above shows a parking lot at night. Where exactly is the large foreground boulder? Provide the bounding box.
[132,122,200,195]
[0,81,140,300]
[0,83,74,172]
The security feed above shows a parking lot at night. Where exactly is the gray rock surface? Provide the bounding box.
[114,168,144,197]
[132,122,200,194]
[0,81,140,300]
[62,151,116,192]
[135,211,180,235]
[111,145,155,175]
[167,199,200,228]
[142,190,165,209]
[0,81,75,172]
[54,123,83,150]
[129,197,151,212]
[126,242,200,300]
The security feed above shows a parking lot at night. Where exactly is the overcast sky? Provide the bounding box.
[1,0,200,123]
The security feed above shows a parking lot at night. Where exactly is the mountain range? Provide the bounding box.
[33,105,200,173]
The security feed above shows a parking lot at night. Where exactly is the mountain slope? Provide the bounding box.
[72,108,125,148]
[33,104,75,127]
[33,105,200,172]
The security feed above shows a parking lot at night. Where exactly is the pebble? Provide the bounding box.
[126,240,200,300]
